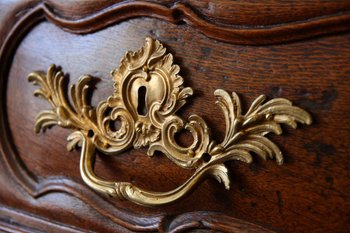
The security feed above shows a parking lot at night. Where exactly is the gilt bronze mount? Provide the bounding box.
[28,37,312,206]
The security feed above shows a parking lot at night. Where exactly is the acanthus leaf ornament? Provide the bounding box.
[28,37,312,206]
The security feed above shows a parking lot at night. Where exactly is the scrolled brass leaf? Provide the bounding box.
[28,37,312,206]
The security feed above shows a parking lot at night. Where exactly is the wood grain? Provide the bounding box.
[1,1,350,46]
[0,1,350,233]
[43,0,350,26]
[43,1,350,45]
[0,205,84,233]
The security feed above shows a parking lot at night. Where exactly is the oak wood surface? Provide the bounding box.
[0,1,350,232]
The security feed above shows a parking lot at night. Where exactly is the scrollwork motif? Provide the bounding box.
[28,37,312,206]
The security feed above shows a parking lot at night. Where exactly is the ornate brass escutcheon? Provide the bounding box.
[28,37,312,206]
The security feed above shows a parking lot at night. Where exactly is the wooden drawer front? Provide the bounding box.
[0,1,349,232]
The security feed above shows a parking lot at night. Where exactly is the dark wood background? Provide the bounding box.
[0,1,350,232]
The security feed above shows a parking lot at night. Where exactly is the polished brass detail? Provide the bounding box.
[28,37,312,206]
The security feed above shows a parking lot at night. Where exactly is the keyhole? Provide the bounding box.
[137,86,147,116]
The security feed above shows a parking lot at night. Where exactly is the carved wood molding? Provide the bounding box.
[41,1,350,45]
[161,211,276,233]
[38,1,350,45]
[0,205,86,233]
[1,1,350,47]
[0,204,274,233]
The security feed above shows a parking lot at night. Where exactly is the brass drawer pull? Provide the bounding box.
[28,38,311,206]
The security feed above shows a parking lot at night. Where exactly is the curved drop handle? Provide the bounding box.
[29,38,311,206]
[74,131,228,206]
